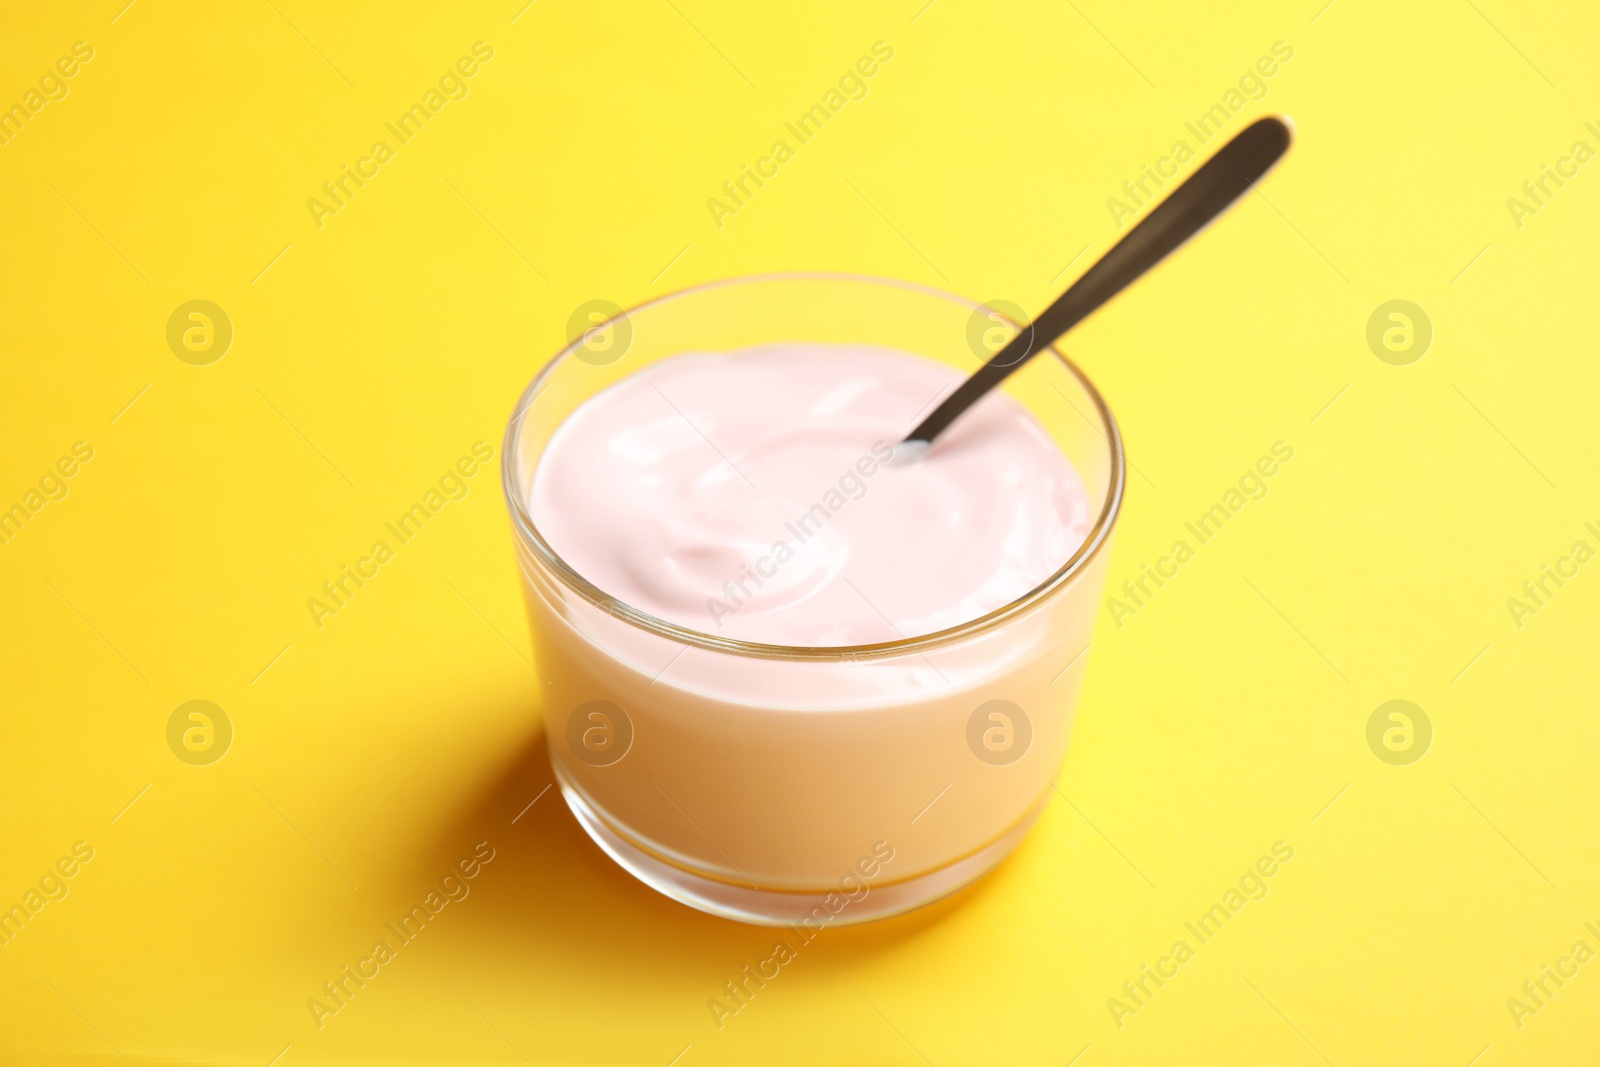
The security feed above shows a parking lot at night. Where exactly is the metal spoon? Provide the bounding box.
[905,115,1294,446]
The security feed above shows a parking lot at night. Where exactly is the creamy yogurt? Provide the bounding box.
[530,343,1092,646]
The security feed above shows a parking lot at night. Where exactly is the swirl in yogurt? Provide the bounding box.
[531,344,1092,646]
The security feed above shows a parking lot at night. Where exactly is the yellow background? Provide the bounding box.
[3,0,1597,1063]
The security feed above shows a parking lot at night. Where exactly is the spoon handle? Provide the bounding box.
[905,115,1293,445]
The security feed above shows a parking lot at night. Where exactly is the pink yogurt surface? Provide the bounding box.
[531,344,1092,646]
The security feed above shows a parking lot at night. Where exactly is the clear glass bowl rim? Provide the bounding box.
[500,271,1126,662]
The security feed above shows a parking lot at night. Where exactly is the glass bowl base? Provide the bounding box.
[556,767,1047,927]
